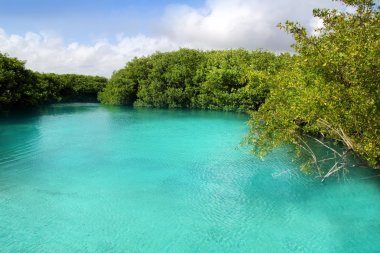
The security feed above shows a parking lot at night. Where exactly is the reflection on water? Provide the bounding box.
[0,103,379,252]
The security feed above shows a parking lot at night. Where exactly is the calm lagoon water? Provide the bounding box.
[0,103,380,252]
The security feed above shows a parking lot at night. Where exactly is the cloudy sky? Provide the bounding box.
[0,0,342,77]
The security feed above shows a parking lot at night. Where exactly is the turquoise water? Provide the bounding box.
[0,103,380,252]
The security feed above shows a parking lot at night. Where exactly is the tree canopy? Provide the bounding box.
[246,0,379,177]
[99,49,290,112]
[0,52,107,110]
[0,53,41,108]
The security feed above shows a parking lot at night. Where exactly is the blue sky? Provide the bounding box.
[0,0,203,43]
[0,0,342,76]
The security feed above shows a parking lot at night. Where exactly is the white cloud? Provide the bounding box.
[161,0,342,51]
[0,28,179,77]
[0,0,344,76]
[309,17,324,36]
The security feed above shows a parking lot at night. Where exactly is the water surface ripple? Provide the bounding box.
[0,103,379,252]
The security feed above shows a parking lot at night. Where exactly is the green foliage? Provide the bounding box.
[100,48,287,111]
[248,0,380,175]
[99,57,150,105]
[0,53,108,110]
[0,53,44,109]
[195,50,258,111]
[134,49,205,108]
[38,73,107,102]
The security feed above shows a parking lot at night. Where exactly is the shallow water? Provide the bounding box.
[0,103,379,252]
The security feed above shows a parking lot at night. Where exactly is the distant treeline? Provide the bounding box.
[0,53,107,110]
[99,49,291,112]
